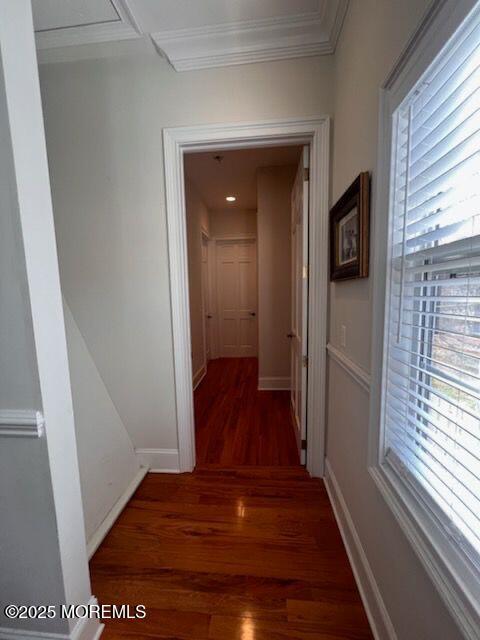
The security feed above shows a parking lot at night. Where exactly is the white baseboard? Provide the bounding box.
[135,448,180,473]
[0,597,104,640]
[258,376,290,390]
[71,598,104,640]
[192,364,207,390]
[324,459,397,640]
[87,467,148,559]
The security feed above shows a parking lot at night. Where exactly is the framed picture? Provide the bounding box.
[330,172,370,281]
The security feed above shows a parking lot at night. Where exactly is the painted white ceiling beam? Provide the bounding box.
[151,1,348,71]
[33,0,348,69]
[34,0,142,50]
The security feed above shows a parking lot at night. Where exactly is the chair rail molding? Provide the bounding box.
[0,409,45,438]
[327,343,371,393]
[163,116,330,477]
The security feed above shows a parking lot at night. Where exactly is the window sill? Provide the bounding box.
[369,460,480,640]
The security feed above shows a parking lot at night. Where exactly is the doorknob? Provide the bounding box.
[249,312,256,316]
[287,332,294,338]
[207,314,212,319]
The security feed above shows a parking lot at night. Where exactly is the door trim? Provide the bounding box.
[163,117,330,476]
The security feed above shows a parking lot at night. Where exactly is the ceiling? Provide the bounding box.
[184,145,301,211]
[32,0,349,69]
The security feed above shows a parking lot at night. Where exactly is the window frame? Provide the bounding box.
[369,1,480,638]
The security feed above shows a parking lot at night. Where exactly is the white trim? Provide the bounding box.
[70,598,104,640]
[324,460,397,640]
[135,448,180,473]
[0,410,45,438]
[192,364,207,390]
[35,0,141,50]
[326,343,371,393]
[369,2,480,638]
[0,0,92,616]
[163,117,330,476]
[151,2,349,72]
[370,465,480,640]
[258,376,291,390]
[87,466,148,559]
[0,597,104,640]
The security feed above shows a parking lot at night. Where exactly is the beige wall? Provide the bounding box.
[38,7,465,636]
[40,52,333,452]
[210,209,256,238]
[326,2,463,639]
[64,301,139,542]
[185,177,210,381]
[257,165,295,381]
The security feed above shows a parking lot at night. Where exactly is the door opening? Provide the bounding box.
[163,118,329,477]
[185,145,304,467]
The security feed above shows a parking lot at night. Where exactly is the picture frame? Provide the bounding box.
[329,172,370,281]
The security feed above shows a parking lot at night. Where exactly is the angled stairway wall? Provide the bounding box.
[63,301,141,545]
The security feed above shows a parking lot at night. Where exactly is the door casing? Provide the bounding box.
[163,117,330,477]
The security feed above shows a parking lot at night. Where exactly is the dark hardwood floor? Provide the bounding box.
[194,358,300,466]
[91,468,374,639]
[90,357,373,639]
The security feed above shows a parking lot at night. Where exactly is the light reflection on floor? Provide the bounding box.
[241,613,255,640]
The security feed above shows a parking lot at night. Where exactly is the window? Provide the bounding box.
[383,7,480,568]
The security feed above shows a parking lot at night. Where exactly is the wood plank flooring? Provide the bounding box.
[194,358,299,466]
[91,468,374,639]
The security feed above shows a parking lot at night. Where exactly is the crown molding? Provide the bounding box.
[0,410,45,438]
[151,1,349,71]
[35,0,142,50]
[34,1,349,69]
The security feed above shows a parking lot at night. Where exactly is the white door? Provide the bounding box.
[216,239,257,357]
[201,235,211,361]
[290,146,309,462]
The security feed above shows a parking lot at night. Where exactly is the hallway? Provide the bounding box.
[194,358,300,466]
[91,467,374,639]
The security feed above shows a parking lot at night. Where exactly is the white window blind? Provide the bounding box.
[384,13,480,562]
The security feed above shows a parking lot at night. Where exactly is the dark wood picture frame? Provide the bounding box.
[329,172,370,281]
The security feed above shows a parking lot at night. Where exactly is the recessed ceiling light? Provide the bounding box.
[226,196,236,202]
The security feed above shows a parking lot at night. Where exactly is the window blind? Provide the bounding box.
[384,15,480,561]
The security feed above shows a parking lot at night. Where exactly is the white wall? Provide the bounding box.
[0,3,94,635]
[257,166,295,382]
[210,209,257,238]
[64,302,140,543]
[326,2,464,639]
[185,177,210,382]
[39,51,333,455]
[0,50,66,634]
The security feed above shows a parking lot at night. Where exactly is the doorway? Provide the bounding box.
[163,118,329,476]
[185,145,306,466]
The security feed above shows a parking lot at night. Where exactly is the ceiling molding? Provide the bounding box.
[151,1,349,72]
[35,0,142,50]
[327,0,349,50]
[34,0,349,69]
